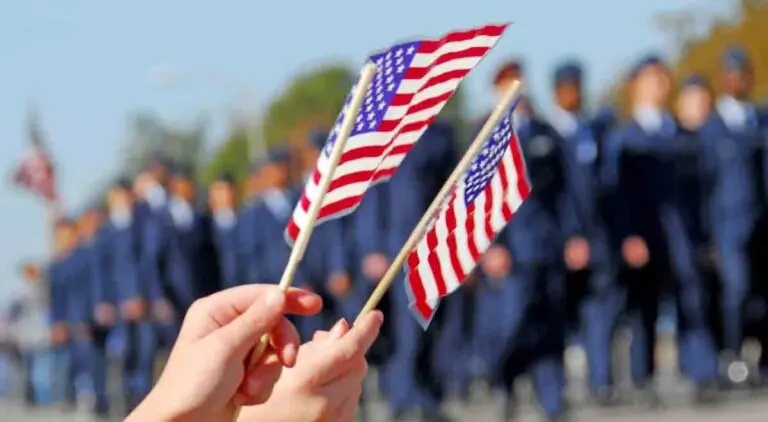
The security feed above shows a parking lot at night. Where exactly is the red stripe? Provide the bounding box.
[403,47,491,80]
[416,24,508,54]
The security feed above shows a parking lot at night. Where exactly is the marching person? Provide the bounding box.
[485,59,575,422]
[382,120,457,422]
[602,55,719,405]
[99,178,159,413]
[699,45,767,387]
[297,131,352,339]
[208,172,243,288]
[549,60,621,406]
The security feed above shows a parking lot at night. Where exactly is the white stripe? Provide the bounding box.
[409,34,502,69]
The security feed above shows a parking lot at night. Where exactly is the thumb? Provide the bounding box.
[211,288,285,359]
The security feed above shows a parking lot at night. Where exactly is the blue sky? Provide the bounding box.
[0,0,730,296]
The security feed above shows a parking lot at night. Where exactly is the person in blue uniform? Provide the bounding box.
[549,61,622,407]
[208,172,242,289]
[98,178,158,413]
[473,60,524,387]
[672,74,722,402]
[146,166,221,345]
[50,218,79,408]
[602,56,719,405]
[238,146,310,304]
[74,206,112,418]
[298,131,352,338]
[381,121,457,422]
[699,45,767,387]
[484,59,576,422]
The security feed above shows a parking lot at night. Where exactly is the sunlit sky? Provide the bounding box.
[0,0,733,297]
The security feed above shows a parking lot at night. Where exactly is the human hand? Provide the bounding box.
[327,272,352,297]
[237,311,384,422]
[152,299,176,324]
[480,245,512,279]
[93,303,117,327]
[622,236,649,268]
[362,253,389,281]
[126,285,323,422]
[120,298,145,321]
[50,323,68,345]
[564,236,590,271]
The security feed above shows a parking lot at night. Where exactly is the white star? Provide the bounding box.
[407,45,415,55]
[387,82,395,92]
[376,93,384,102]
[385,66,392,75]
[367,112,375,121]
[395,48,403,57]
[357,123,364,131]
[369,120,376,129]
[396,56,404,65]
[397,65,405,74]
[385,52,392,61]
[378,102,386,110]
[356,114,363,123]
[376,58,384,67]
[386,75,394,84]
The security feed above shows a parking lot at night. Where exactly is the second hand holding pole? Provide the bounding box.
[354,80,522,323]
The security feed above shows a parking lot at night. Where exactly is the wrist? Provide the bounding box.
[126,387,181,422]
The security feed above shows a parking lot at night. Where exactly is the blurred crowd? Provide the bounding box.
[2,42,768,422]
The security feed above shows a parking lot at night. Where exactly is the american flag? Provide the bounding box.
[405,107,531,327]
[285,23,509,245]
[12,111,57,203]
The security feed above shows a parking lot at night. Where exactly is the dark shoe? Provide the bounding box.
[637,386,664,410]
[491,389,516,421]
[421,408,453,422]
[593,386,620,408]
[694,382,720,405]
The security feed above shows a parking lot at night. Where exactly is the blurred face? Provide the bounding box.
[676,85,713,130]
[149,163,168,185]
[55,224,78,253]
[495,73,520,100]
[260,163,290,188]
[22,263,41,283]
[245,173,263,199]
[208,181,236,211]
[133,173,152,200]
[107,187,133,212]
[77,210,103,241]
[304,148,320,174]
[723,68,753,99]
[555,81,582,112]
[631,65,671,107]
[169,177,195,202]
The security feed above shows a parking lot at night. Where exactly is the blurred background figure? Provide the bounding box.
[7,261,54,408]
[208,172,242,288]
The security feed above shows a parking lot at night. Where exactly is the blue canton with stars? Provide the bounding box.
[462,110,514,206]
[322,41,421,157]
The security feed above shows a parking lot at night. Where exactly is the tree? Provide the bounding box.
[198,125,250,186]
[609,1,768,114]
[262,64,356,148]
[676,0,768,100]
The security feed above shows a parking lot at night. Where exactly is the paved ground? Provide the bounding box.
[3,335,768,421]
[3,394,768,422]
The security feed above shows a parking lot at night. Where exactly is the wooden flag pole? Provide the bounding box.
[233,62,377,421]
[354,80,522,322]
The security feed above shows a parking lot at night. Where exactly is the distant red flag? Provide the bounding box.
[12,109,57,203]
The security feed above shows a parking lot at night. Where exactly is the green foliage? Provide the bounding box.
[676,0,768,100]
[262,64,356,146]
[198,127,250,186]
[609,1,768,115]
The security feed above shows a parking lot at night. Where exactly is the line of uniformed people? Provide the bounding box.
[43,43,768,422]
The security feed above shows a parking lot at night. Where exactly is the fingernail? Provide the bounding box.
[264,289,284,309]
[247,376,264,395]
[283,343,298,365]
[329,318,348,339]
